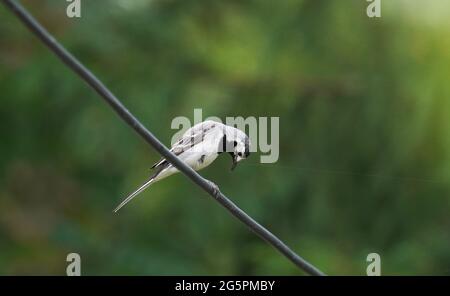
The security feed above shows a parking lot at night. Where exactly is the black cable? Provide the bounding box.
[2,0,325,276]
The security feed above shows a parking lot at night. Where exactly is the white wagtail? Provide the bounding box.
[114,120,250,212]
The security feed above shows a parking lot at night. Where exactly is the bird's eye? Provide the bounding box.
[233,141,238,147]
[238,152,242,157]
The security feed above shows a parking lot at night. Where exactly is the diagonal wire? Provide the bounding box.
[2,0,325,276]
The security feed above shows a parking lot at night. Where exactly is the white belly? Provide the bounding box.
[153,136,221,182]
[194,153,218,171]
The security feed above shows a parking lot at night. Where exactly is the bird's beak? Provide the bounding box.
[231,158,237,171]
[231,155,238,171]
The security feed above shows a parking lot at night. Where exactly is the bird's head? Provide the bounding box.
[223,128,250,170]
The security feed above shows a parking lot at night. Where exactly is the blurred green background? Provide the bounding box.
[1,0,450,275]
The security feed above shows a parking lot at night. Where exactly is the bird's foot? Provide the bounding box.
[206,180,220,198]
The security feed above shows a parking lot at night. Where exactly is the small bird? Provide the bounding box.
[114,120,250,212]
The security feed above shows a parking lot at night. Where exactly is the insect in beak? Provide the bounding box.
[229,152,238,171]
[231,156,238,171]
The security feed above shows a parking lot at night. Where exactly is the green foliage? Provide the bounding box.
[1,0,449,275]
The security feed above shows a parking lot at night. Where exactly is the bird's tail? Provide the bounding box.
[113,178,154,213]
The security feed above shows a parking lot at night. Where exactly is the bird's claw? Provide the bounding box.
[206,180,220,197]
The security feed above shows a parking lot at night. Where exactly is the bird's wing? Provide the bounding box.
[151,121,222,169]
